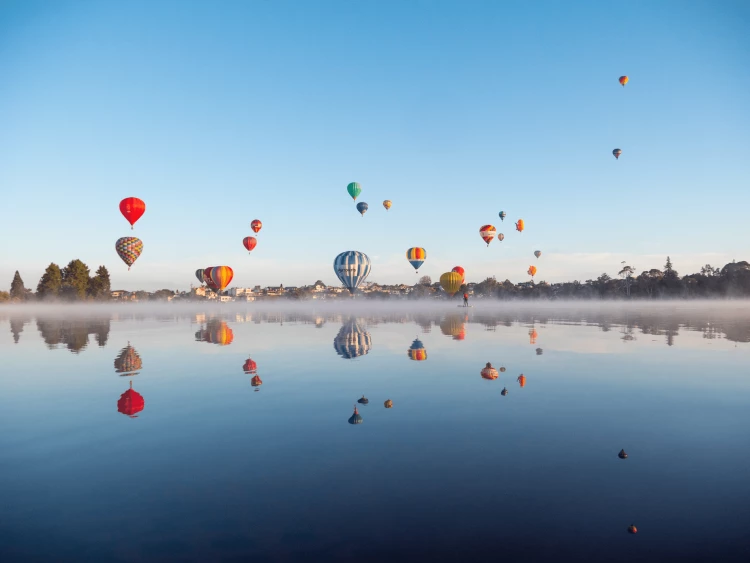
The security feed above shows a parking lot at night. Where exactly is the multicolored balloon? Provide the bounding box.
[204,266,234,292]
[534,250,541,259]
[619,75,629,87]
[499,211,507,221]
[195,269,205,284]
[333,251,372,294]
[497,233,505,242]
[119,197,146,230]
[516,219,525,233]
[251,219,262,233]
[479,225,496,246]
[383,200,392,211]
[115,237,143,270]
[406,247,427,272]
[440,271,463,297]
[451,266,465,283]
[408,338,427,361]
[243,236,257,253]
[528,265,537,278]
[356,201,368,216]
[613,148,622,159]
[347,182,362,201]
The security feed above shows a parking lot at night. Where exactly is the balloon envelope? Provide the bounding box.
[497,233,505,242]
[115,237,143,270]
[347,182,362,201]
[479,225,496,246]
[440,271,463,296]
[515,219,525,232]
[243,236,257,253]
[195,269,205,284]
[356,201,368,216]
[333,251,372,294]
[499,211,506,221]
[383,200,392,210]
[619,75,629,87]
[451,266,465,283]
[528,265,537,277]
[119,197,146,229]
[406,247,426,271]
[205,266,234,291]
[613,148,622,159]
[251,219,262,233]
[534,250,541,259]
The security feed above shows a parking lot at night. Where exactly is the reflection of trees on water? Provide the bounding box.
[9,315,32,344]
[35,318,111,353]
[333,318,372,359]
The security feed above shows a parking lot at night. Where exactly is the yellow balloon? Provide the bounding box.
[383,200,392,210]
[440,271,463,296]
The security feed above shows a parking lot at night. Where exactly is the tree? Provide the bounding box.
[419,275,432,286]
[664,256,678,279]
[10,271,27,301]
[37,263,63,300]
[618,264,635,297]
[61,259,91,301]
[0,291,9,303]
[88,266,111,300]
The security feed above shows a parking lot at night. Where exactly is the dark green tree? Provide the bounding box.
[61,259,91,301]
[37,263,63,300]
[10,271,27,301]
[87,266,111,300]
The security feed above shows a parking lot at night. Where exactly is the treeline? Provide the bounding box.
[1,260,111,302]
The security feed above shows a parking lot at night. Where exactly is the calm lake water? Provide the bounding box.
[1,303,749,563]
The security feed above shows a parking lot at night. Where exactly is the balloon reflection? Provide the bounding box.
[408,337,427,361]
[348,405,363,425]
[114,342,142,376]
[195,319,234,346]
[117,381,145,418]
[333,318,372,359]
[481,362,499,380]
[440,314,466,340]
[529,328,538,345]
[517,374,526,388]
[536,348,543,355]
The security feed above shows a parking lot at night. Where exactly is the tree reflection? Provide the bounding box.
[35,318,111,353]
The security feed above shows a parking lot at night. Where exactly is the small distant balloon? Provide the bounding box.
[347,182,362,201]
[243,236,257,253]
[528,265,537,278]
[195,269,205,284]
[497,233,504,242]
[613,148,622,159]
[383,200,392,211]
[619,75,629,87]
[406,247,426,272]
[356,201,368,216]
[534,250,541,259]
[516,219,525,233]
[499,211,507,221]
[251,219,262,233]
[119,197,146,230]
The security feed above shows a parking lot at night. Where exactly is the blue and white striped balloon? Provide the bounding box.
[333,251,372,294]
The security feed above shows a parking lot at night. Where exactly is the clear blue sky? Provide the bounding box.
[1,0,748,291]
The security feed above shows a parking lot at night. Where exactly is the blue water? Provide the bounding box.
[1,304,749,562]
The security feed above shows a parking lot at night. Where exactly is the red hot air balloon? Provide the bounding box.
[119,198,146,230]
[243,237,257,253]
[452,266,465,283]
[251,219,262,233]
[117,381,145,418]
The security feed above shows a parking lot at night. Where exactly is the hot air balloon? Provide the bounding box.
[497,233,505,242]
[613,148,622,159]
[243,236,257,253]
[516,219,525,233]
[347,182,362,201]
[499,211,507,221]
[481,362,499,380]
[628,525,637,535]
[619,449,628,459]
[534,250,541,259]
[384,399,393,408]
[115,237,143,270]
[528,265,537,278]
[204,266,234,292]
[408,337,427,361]
[117,381,145,418]
[619,75,629,87]
[333,251,371,294]
[251,219,262,233]
[517,374,526,388]
[452,266,465,283]
[119,197,146,230]
[406,247,426,272]
[356,202,368,216]
[440,271,463,297]
[195,269,205,284]
[383,200,392,210]
[333,318,372,359]
[479,225,496,246]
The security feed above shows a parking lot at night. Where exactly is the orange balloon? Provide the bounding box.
[619,75,629,87]
[528,265,537,277]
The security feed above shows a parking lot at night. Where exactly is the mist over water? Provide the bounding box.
[1,301,749,562]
